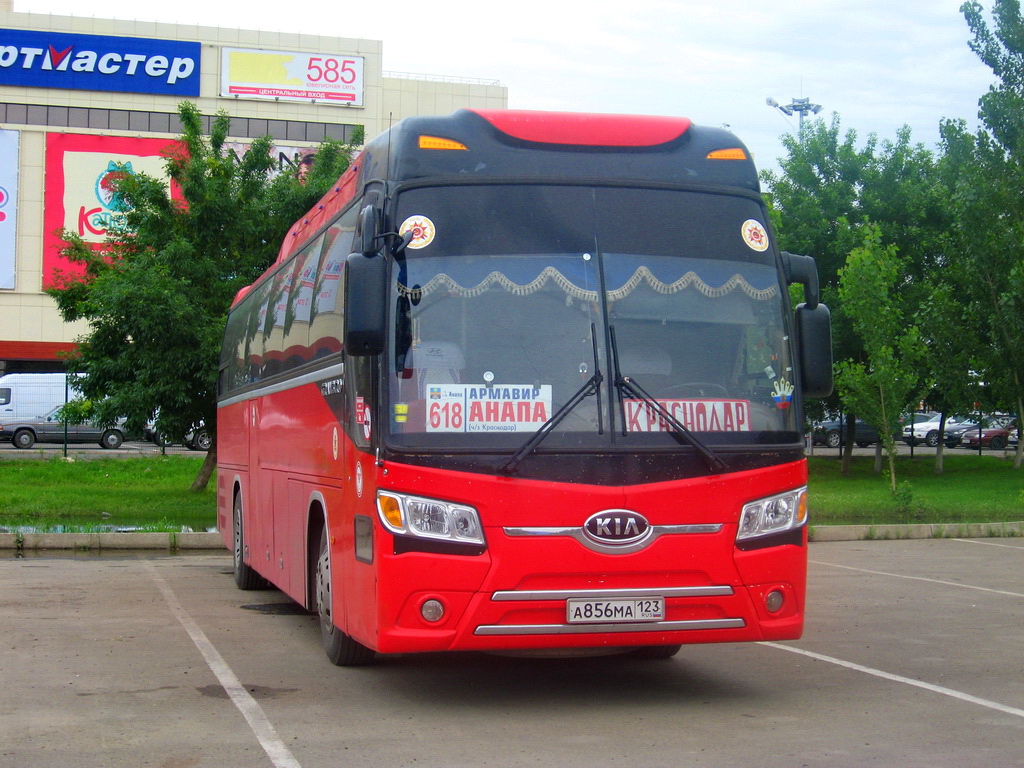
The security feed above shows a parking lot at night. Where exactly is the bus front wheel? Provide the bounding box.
[631,644,682,660]
[233,493,267,590]
[315,526,376,666]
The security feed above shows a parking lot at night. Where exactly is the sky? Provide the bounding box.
[20,0,998,174]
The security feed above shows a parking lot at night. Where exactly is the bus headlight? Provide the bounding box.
[377,491,485,545]
[736,487,808,542]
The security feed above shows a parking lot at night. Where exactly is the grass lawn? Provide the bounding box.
[808,453,1024,526]
[0,453,1022,532]
[0,456,215,532]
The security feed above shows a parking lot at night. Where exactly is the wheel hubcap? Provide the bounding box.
[316,539,334,635]
[233,504,242,568]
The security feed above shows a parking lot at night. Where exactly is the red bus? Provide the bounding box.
[216,109,832,665]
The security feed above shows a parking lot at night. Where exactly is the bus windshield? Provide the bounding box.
[385,184,799,453]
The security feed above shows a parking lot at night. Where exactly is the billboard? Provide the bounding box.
[0,129,16,290]
[43,133,177,287]
[42,135,323,286]
[221,47,364,106]
[0,28,200,96]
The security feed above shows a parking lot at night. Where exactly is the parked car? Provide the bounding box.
[959,426,1014,451]
[0,406,125,449]
[812,419,886,448]
[143,421,211,451]
[940,421,980,448]
[902,416,970,447]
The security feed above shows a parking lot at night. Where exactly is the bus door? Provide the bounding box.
[247,396,274,578]
[333,351,379,644]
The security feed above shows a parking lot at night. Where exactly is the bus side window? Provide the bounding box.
[261,268,291,380]
[311,205,358,359]
[280,235,325,372]
[245,280,274,385]
[220,304,250,397]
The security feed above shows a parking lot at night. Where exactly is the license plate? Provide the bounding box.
[566,597,665,624]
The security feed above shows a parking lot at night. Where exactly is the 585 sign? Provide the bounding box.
[305,57,358,85]
[221,47,364,106]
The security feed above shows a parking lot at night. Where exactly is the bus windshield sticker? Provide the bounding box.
[426,385,553,433]
[623,399,751,433]
[741,219,769,252]
[771,380,794,409]
[399,215,436,250]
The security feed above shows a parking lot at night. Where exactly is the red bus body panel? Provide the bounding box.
[365,460,806,653]
[219,379,806,653]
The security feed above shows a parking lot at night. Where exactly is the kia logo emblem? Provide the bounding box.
[583,510,650,546]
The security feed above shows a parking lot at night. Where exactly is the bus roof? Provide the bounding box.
[267,109,760,273]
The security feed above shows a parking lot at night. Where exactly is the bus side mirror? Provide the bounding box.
[344,252,387,356]
[781,251,819,309]
[795,302,833,398]
[357,205,380,256]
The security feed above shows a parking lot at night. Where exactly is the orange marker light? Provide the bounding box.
[378,495,404,529]
[418,135,468,151]
[706,148,748,160]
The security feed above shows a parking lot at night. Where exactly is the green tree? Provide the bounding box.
[763,116,944,471]
[915,282,987,473]
[47,101,363,490]
[836,227,923,491]
[943,0,1024,467]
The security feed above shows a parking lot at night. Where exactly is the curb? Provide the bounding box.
[2,523,1023,552]
[0,531,225,553]
[809,521,1024,542]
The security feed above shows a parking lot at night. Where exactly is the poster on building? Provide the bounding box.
[220,47,364,107]
[43,133,177,287]
[0,129,17,290]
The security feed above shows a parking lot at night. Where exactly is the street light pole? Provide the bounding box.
[766,96,823,137]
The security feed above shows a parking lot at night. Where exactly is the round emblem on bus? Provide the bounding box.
[741,219,769,252]
[583,510,651,546]
[399,215,436,249]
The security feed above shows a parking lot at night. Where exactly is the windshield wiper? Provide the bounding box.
[500,324,604,475]
[609,326,727,473]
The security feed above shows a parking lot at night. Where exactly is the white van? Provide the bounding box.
[0,373,81,420]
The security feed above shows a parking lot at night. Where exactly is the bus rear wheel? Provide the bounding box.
[315,526,376,666]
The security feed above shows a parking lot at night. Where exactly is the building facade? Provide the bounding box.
[0,3,506,372]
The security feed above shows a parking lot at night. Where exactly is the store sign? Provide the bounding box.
[0,130,17,290]
[221,47,364,106]
[0,28,200,96]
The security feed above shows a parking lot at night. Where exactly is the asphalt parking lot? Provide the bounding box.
[1,539,1022,768]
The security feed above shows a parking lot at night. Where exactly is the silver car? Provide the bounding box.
[0,406,125,449]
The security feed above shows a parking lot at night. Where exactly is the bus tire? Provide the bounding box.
[316,526,375,666]
[630,644,682,660]
[232,492,268,590]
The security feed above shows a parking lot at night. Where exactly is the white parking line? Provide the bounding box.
[951,538,1024,550]
[809,559,1024,598]
[761,642,1024,720]
[145,562,302,768]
